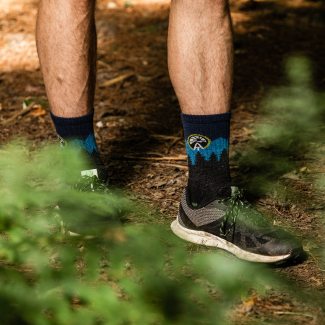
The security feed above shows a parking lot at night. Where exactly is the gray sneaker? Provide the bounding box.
[171,188,303,263]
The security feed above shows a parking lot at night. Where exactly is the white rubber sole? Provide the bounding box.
[59,220,95,239]
[67,230,95,240]
[171,218,291,263]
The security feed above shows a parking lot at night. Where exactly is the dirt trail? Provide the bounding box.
[0,0,324,323]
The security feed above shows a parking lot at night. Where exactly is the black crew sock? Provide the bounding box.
[181,112,231,207]
[50,112,98,155]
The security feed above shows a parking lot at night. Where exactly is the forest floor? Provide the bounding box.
[0,0,325,324]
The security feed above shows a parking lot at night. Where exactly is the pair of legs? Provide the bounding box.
[36,0,233,118]
[36,0,302,262]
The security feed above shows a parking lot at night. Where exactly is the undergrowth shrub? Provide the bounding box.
[1,56,323,324]
[237,56,325,197]
[0,142,283,325]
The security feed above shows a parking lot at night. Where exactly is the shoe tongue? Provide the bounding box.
[207,198,228,211]
[188,187,240,209]
[190,196,228,212]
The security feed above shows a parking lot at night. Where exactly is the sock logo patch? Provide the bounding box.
[186,136,228,165]
[187,134,211,150]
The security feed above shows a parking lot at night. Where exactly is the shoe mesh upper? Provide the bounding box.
[179,189,301,256]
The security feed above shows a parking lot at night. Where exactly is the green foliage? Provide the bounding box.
[257,56,323,153]
[1,55,324,324]
[0,142,286,324]
[237,56,325,197]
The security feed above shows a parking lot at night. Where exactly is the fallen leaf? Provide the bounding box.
[299,166,310,173]
[29,105,46,117]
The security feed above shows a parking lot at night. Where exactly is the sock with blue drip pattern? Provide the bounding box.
[181,112,231,207]
[50,112,98,155]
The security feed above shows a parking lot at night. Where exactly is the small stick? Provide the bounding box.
[151,162,187,170]
[150,134,182,141]
[167,137,182,154]
[118,154,187,161]
[97,60,112,69]
[273,311,315,319]
[145,151,165,157]
[1,102,36,126]
[101,72,135,87]
[111,156,187,170]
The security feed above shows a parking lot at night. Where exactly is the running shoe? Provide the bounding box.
[56,136,109,237]
[58,135,108,184]
[171,188,303,263]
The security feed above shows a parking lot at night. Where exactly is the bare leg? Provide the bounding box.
[36,0,97,118]
[168,0,233,115]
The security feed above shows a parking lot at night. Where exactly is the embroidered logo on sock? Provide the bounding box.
[187,134,211,150]
[186,135,228,165]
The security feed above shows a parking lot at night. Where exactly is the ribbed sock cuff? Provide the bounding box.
[181,112,231,141]
[181,112,231,124]
[50,112,94,139]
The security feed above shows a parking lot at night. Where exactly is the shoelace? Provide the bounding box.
[220,190,276,242]
[219,189,244,238]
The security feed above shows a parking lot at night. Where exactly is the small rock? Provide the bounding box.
[96,121,104,128]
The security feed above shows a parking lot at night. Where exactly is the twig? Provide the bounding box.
[101,72,135,87]
[97,60,112,69]
[1,102,36,126]
[167,137,182,154]
[145,151,165,157]
[151,162,187,170]
[118,154,187,161]
[111,156,187,170]
[273,311,315,319]
[141,73,165,83]
[150,134,182,141]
